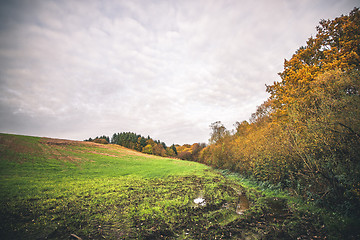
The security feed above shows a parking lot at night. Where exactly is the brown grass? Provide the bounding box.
[0,134,36,155]
[39,137,162,162]
[1,134,169,164]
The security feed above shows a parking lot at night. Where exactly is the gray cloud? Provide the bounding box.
[0,0,358,144]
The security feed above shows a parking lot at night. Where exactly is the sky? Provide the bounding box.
[0,0,358,145]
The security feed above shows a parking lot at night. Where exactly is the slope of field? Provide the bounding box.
[0,133,329,239]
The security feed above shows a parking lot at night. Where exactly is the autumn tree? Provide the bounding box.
[209,121,229,144]
[200,8,360,215]
[153,143,167,157]
[267,8,360,119]
[93,138,109,144]
[176,143,206,161]
[86,135,110,144]
[283,70,360,210]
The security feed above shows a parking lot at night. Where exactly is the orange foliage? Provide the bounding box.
[198,9,360,214]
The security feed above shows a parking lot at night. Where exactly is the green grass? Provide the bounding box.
[1,133,349,239]
[0,134,244,239]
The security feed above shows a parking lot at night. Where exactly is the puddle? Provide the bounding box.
[191,188,250,214]
[194,197,206,206]
[236,193,250,215]
[192,190,206,207]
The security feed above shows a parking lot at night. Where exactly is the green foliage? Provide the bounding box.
[88,132,173,158]
[142,144,153,154]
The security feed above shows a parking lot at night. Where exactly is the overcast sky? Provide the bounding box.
[0,0,358,145]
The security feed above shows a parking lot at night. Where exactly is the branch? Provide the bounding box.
[337,122,360,139]
[70,234,82,240]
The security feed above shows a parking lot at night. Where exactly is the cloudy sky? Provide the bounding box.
[0,0,358,145]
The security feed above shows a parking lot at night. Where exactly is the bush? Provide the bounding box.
[93,138,109,144]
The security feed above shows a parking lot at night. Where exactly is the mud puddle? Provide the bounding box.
[192,188,250,214]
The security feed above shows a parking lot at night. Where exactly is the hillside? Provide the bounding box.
[0,133,339,239]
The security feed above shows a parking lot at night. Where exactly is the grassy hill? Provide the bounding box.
[0,133,334,239]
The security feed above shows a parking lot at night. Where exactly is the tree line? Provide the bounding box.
[85,132,207,159]
[197,8,360,216]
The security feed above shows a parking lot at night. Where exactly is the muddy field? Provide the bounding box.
[0,134,332,239]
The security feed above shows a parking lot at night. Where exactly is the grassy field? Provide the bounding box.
[0,133,337,239]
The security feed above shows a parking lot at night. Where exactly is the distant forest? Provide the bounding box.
[87,9,360,218]
[85,132,206,160]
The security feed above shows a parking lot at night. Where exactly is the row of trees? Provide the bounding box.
[176,143,207,161]
[84,135,110,144]
[85,132,206,159]
[86,132,176,157]
[198,8,360,215]
[112,132,178,157]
